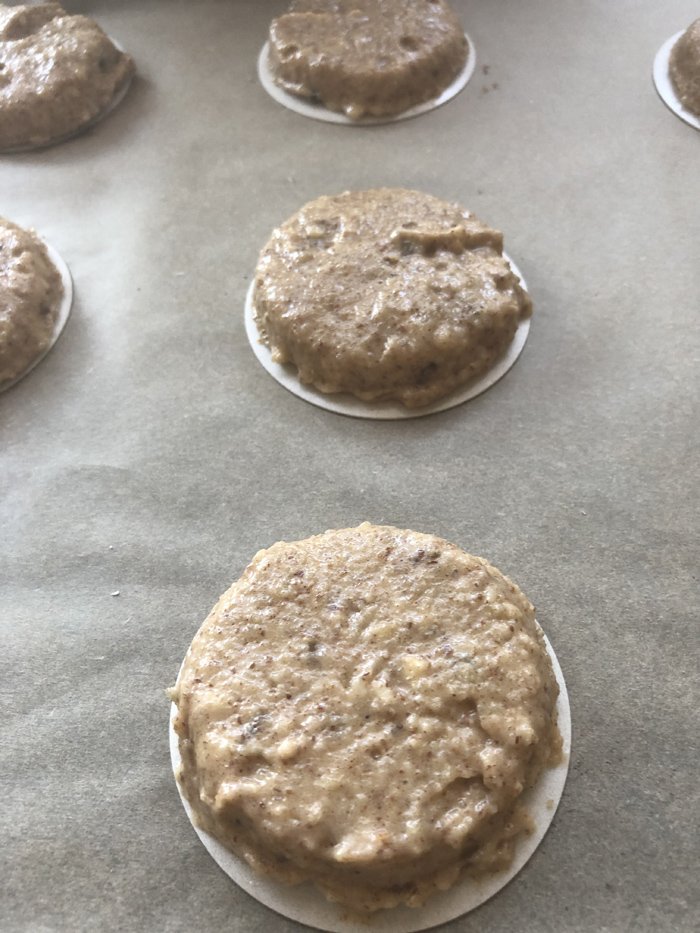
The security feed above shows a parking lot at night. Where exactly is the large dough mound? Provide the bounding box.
[0,2,134,149]
[0,216,63,386]
[172,523,561,912]
[269,0,468,119]
[669,17,700,117]
[254,188,532,408]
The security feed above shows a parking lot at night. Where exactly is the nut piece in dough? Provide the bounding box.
[0,216,63,386]
[268,0,468,119]
[171,523,562,912]
[0,2,134,149]
[254,188,532,409]
[669,18,700,116]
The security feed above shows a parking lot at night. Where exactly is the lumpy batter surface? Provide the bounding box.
[254,188,532,409]
[669,17,700,117]
[268,0,468,119]
[0,216,63,386]
[0,2,134,149]
[171,524,561,911]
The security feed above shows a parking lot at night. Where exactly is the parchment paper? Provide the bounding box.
[1,2,698,932]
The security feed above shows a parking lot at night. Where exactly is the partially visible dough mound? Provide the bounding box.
[268,0,468,119]
[0,2,134,149]
[0,217,63,386]
[254,188,532,409]
[669,18,700,116]
[171,523,561,912]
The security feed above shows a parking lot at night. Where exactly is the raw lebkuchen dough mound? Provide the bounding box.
[268,0,468,119]
[171,523,562,912]
[669,17,700,117]
[0,216,63,386]
[253,188,532,408]
[0,2,134,149]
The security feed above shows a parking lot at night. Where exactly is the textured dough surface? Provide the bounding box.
[254,188,532,408]
[0,2,134,149]
[669,17,700,116]
[172,523,561,912]
[269,0,468,119]
[0,216,63,386]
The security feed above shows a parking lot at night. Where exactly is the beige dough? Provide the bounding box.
[268,0,468,119]
[171,523,561,912]
[0,2,134,149]
[0,216,63,387]
[254,188,532,409]
[669,18,700,116]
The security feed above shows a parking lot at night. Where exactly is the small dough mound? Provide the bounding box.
[0,2,134,149]
[254,188,532,408]
[669,18,700,116]
[0,216,63,386]
[269,0,468,119]
[172,523,561,912]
